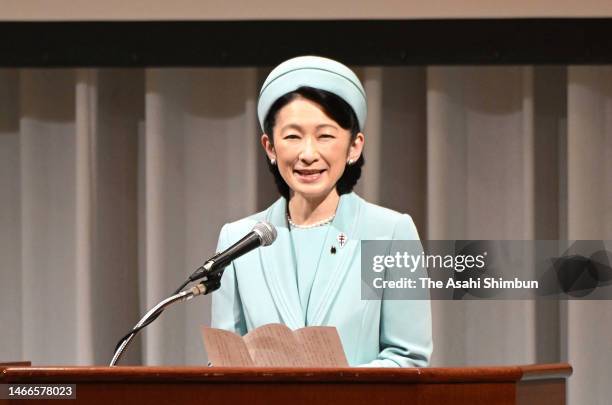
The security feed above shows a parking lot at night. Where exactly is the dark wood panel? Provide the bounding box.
[0,364,570,405]
[517,379,566,405]
[1,381,517,405]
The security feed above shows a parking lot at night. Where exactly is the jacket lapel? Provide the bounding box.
[308,192,361,325]
[259,197,305,329]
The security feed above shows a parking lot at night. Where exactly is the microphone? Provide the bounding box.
[189,221,277,282]
[111,221,276,366]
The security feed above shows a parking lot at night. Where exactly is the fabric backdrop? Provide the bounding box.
[0,66,610,404]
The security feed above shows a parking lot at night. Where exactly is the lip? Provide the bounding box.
[293,169,326,183]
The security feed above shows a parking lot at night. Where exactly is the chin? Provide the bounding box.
[295,187,341,202]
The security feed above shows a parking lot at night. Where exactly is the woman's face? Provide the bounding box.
[262,97,364,201]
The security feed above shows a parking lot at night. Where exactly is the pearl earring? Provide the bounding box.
[270,158,276,165]
[347,158,354,165]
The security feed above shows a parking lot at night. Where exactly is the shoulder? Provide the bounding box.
[358,196,406,224]
[351,194,420,240]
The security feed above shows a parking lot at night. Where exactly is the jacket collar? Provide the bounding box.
[260,192,362,328]
[308,192,361,325]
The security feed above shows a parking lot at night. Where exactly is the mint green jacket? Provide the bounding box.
[211,192,432,367]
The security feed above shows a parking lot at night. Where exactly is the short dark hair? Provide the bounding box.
[263,86,364,200]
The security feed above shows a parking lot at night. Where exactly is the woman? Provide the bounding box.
[211,56,432,367]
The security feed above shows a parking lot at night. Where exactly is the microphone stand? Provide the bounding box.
[110,273,222,366]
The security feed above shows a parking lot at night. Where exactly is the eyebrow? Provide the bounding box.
[280,123,338,131]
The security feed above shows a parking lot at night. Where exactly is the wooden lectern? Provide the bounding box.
[0,363,571,405]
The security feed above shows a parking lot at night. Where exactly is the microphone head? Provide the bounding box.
[253,221,277,246]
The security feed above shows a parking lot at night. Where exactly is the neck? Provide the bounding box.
[288,189,340,225]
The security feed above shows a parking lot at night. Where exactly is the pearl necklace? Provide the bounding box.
[287,213,335,229]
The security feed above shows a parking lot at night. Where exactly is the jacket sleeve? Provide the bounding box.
[210,224,248,335]
[364,214,433,367]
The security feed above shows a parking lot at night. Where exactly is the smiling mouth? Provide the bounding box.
[294,169,325,175]
[293,169,326,182]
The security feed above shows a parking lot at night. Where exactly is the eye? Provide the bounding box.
[319,134,335,139]
[283,134,300,140]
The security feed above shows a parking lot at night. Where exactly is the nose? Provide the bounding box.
[298,136,319,163]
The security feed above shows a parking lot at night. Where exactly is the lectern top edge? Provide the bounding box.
[0,363,571,384]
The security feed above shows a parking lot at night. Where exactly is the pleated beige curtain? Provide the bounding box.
[0,66,610,404]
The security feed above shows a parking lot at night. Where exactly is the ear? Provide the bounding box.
[261,133,276,161]
[348,132,365,161]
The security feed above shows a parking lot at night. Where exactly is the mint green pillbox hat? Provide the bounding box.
[257,55,367,131]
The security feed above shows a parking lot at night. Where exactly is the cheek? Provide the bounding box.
[274,144,297,162]
[325,143,350,165]
[274,146,300,177]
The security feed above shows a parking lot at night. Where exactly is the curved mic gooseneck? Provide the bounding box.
[109,221,277,366]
